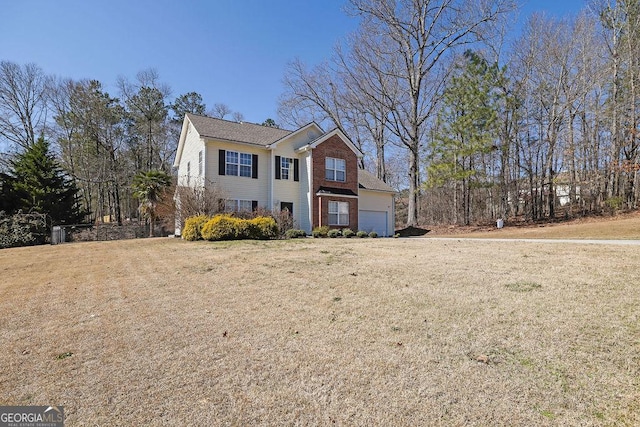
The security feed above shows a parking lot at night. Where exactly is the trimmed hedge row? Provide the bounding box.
[181,215,210,241]
[182,214,278,241]
[311,226,379,238]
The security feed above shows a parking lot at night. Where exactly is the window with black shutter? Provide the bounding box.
[218,150,226,175]
[219,149,258,178]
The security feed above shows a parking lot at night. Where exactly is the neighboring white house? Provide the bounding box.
[173,114,396,236]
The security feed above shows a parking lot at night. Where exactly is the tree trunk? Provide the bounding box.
[407,146,419,226]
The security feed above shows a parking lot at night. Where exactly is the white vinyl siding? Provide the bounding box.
[176,120,204,187]
[273,145,307,232]
[208,141,266,206]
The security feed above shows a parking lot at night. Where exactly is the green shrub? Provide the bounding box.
[605,196,624,210]
[285,229,307,239]
[369,231,378,238]
[236,207,292,238]
[342,228,355,238]
[328,229,341,238]
[312,226,330,238]
[0,211,48,248]
[250,216,278,239]
[198,214,278,241]
[201,215,239,241]
[356,230,368,238]
[234,219,254,239]
[182,215,211,241]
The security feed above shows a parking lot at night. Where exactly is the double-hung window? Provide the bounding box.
[328,201,349,226]
[326,157,346,182]
[220,149,257,178]
[281,157,292,180]
[275,156,298,181]
[225,151,253,177]
[225,199,254,212]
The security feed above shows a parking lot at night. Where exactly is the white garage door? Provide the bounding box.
[359,210,388,236]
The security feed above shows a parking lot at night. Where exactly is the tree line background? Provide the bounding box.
[0,64,266,227]
[279,0,640,226]
[2,0,639,230]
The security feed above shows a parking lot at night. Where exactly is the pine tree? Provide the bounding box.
[427,51,503,225]
[8,135,85,224]
[1,172,19,213]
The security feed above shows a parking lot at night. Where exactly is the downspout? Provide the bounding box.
[269,148,274,210]
[391,193,396,237]
[309,151,314,230]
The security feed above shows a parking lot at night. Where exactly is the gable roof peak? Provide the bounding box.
[298,127,364,158]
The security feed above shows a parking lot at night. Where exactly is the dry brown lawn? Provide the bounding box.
[1,237,639,426]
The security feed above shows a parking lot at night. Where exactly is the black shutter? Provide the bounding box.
[218,150,226,175]
[293,158,299,182]
[275,156,281,180]
[252,200,258,211]
[252,154,258,179]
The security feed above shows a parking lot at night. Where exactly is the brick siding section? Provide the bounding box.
[311,134,359,231]
[316,195,358,231]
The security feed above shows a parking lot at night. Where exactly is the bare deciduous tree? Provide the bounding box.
[0,61,49,150]
[280,0,516,226]
[232,111,245,123]
[347,0,517,226]
[171,181,227,232]
[209,103,232,119]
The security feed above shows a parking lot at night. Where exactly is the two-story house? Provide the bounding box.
[173,114,395,236]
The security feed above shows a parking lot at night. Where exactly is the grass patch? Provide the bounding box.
[56,352,73,360]
[505,281,542,292]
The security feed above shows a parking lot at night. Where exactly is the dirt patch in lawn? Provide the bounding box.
[1,238,639,425]
[426,211,640,240]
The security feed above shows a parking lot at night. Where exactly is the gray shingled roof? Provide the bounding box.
[186,113,292,146]
[358,169,396,193]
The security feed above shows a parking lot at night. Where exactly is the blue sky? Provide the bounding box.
[1,0,587,126]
